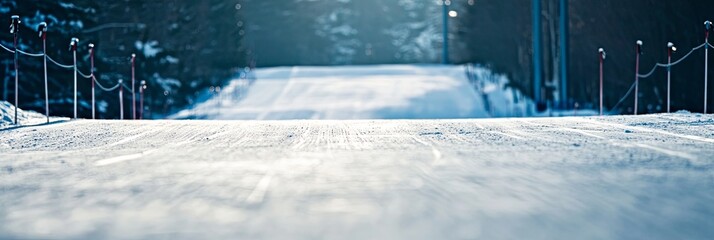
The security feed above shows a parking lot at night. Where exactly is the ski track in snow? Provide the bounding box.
[172,65,492,120]
[0,115,713,239]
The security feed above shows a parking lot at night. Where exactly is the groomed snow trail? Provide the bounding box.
[173,65,491,120]
[1,114,713,239]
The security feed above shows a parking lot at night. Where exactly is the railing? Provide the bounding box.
[600,20,713,116]
[3,16,147,125]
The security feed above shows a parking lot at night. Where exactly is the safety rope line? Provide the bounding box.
[608,81,637,114]
[77,69,93,79]
[638,43,706,78]
[17,49,44,57]
[0,44,44,58]
[46,55,74,69]
[93,76,121,92]
[708,42,714,49]
[121,83,134,94]
[0,43,14,53]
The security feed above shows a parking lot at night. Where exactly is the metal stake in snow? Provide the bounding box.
[89,43,96,119]
[441,0,450,64]
[598,48,606,116]
[140,80,146,120]
[131,53,136,120]
[667,42,676,113]
[69,37,79,119]
[705,21,711,114]
[634,40,643,115]
[10,15,20,125]
[532,0,542,103]
[119,79,124,120]
[38,22,49,123]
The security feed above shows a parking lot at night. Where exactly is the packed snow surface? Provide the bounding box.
[1,114,713,239]
[173,65,495,120]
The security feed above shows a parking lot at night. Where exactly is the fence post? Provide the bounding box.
[131,53,136,120]
[441,0,449,64]
[140,80,146,120]
[119,79,124,120]
[38,22,49,123]
[705,21,711,114]
[667,42,676,113]
[69,38,79,119]
[10,15,20,125]
[635,40,643,115]
[599,48,606,116]
[89,43,95,119]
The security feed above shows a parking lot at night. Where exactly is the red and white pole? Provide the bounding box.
[598,48,606,116]
[140,80,146,120]
[119,79,124,120]
[70,38,79,119]
[11,15,20,125]
[38,22,49,123]
[89,43,95,119]
[131,54,136,120]
[667,42,676,113]
[705,21,711,114]
[635,40,643,115]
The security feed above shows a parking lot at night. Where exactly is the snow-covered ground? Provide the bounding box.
[0,101,68,130]
[1,114,713,239]
[172,65,541,120]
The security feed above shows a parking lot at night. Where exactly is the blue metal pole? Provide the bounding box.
[559,0,568,108]
[533,0,542,102]
[442,1,449,65]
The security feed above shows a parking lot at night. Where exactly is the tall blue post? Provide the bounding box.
[533,0,542,102]
[442,0,449,64]
[559,0,568,108]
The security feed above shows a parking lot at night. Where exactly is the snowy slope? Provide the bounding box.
[1,114,713,239]
[0,101,66,129]
[173,65,503,120]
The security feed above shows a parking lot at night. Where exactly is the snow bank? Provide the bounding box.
[0,101,53,129]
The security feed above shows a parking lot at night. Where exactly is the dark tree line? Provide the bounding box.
[0,0,247,119]
[239,0,442,66]
[454,0,714,113]
[4,0,711,117]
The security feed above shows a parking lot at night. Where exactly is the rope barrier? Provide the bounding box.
[637,64,660,79]
[93,76,121,92]
[16,49,44,57]
[46,55,74,69]
[609,81,637,114]
[122,83,134,94]
[77,69,93,79]
[638,43,706,78]
[671,43,706,66]
[0,43,14,53]
[708,42,714,49]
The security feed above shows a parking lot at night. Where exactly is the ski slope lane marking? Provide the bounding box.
[542,121,700,163]
[102,129,159,149]
[411,136,443,166]
[578,118,714,143]
[489,131,526,140]
[554,127,606,139]
[631,143,699,163]
[95,150,158,166]
[245,171,274,204]
[515,119,539,126]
